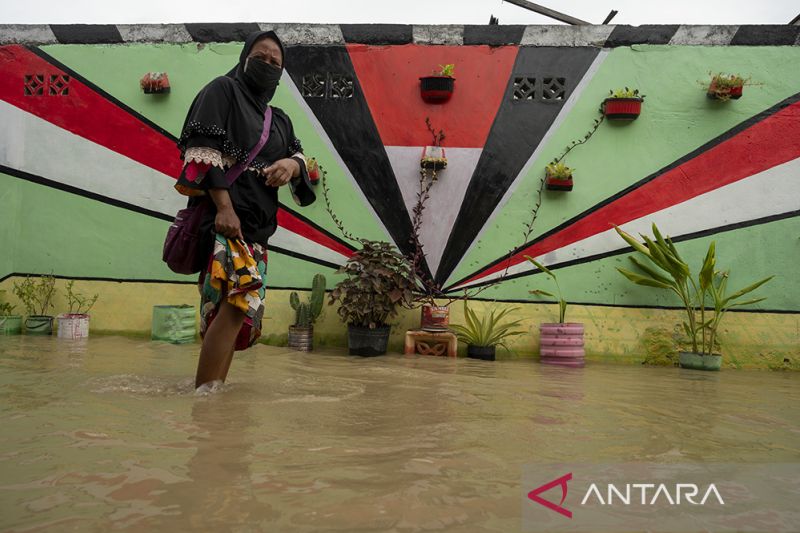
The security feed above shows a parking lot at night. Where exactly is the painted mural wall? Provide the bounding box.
[0,23,798,361]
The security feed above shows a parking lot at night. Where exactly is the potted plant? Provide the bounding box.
[450,299,525,361]
[13,274,56,335]
[329,240,416,356]
[306,157,320,185]
[57,280,98,339]
[419,64,455,104]
[526,257,585,367]
[140,72,171,94]
[421,117,447,171]
[0,290,22,335]
[544,161,574,191]
[288,273,326,352]
[614,223,772,371]
[706,73,748,101]
[602,87,645,120]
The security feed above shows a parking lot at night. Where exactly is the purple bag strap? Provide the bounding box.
[225,106,273,185]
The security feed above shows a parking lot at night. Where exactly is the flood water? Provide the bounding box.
[1,336,798,532]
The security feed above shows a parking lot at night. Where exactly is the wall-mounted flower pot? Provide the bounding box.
[539,323,585,367]
[25,315,54,335]
[420,146,447,170]
[602,97,643,120]
[140,72,171,94]
[545,176,573,191]
[348,325,390,356]
[706,80,743,101]
[545,166,573,191]
[0,315,22,335]
[306,158,320,185]
[57,313,90,339]
[467,344,496,361]
[419,76,455,104]
[678,351,722,371]
[288,325,314,352]
[420,304,450,331]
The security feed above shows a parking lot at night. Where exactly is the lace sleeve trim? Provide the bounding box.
[183,147,236,169]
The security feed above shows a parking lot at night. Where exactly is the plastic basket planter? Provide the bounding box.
[602,97,643,120]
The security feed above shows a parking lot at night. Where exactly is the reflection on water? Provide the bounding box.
[0,336,798,532]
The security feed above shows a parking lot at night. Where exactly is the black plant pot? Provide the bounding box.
[348,325,391,356]
[467,345,496,361]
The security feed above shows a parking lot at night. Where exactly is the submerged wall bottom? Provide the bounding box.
[0,278,796,370]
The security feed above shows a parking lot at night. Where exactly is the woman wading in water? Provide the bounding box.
[174,31,315,392]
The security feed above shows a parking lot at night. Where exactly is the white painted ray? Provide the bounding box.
[0,99,183,214]
[0,100,348,266]
[445,49,611,286]
[387,146,483,276]
[269,226,349,266]
[281,71,396,248]
[451,157,800,290]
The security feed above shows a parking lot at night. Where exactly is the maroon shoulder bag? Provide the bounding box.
[163,107,273,275]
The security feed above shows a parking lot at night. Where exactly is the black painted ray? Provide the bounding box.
[435,46,600,285]
[283,45,422,271]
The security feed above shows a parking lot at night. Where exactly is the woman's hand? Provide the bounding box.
[262,158,300,187]
[214,206,244,241]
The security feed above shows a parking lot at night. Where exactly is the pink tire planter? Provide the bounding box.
[539,323,585,368]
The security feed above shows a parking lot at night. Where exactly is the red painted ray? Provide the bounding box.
[458,99,800,286]
[0,45,182,178]
[276,209,354,257]
[346,44,518,148]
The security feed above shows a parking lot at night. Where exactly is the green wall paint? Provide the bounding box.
[0,178,21,278]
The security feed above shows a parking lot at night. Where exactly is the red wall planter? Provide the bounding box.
[603,97,642,120]
[707,80,743,100]
[419,76,455,104]
[140,72,170,94]
[545,176,573,191]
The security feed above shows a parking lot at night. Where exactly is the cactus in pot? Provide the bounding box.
[288,274,326,351]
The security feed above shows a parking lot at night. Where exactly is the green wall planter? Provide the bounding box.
[25,315,54,335]
[679,351,722,371]
[0,315,22,335]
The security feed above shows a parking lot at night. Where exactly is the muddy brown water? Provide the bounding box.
[1,336,798,532]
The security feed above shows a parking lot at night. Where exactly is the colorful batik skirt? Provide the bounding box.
[199,234,268,351]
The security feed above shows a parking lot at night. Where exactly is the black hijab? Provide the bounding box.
[177,30,287,164]
[226,30,286,112]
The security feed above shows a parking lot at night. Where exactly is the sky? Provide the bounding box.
[0,0,797,26]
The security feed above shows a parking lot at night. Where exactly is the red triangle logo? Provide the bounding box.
[527,472,573,518]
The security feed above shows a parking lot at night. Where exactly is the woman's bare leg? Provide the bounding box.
[218,345,237,383]
[195,300,245,388]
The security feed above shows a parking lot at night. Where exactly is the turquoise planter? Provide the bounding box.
[679,351,722,371]
[0,315,22,335]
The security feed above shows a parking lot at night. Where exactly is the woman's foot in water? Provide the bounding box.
[195,379,225,395]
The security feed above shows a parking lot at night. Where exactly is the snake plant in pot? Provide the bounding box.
[526,257,585,368]
[450,300,525,361]
[614,223,772,370]
[289,274,326,352]
[328,240,416,356]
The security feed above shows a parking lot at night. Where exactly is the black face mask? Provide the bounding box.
[243,57,282,97]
